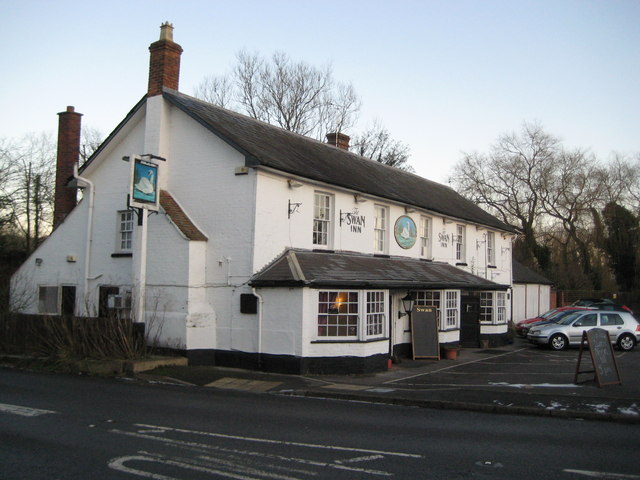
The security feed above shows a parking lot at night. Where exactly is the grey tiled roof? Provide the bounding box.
[512,260,553,285]
[163,89,515,233]
[250,249,508,290]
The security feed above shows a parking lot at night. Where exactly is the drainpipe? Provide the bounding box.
[73,163,95,315]
[252,287,264,369]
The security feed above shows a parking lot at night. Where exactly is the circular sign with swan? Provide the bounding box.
[394,215,417,249]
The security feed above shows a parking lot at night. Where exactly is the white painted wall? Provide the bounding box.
[252,171,513,284]
[512,283,551,323]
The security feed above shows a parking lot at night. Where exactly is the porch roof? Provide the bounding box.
[250,249,509,290]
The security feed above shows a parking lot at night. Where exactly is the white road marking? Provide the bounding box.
[563,469,640,479]
[133,423,423,458]
[0,402,57,417]
[110,428,394,476]
[383,348,529,384]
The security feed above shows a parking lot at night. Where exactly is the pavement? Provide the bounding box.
[137,337,640,424]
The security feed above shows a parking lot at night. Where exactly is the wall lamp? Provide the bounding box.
[398,292,415,318]
[288,179,303,188]
[354,194,367,203]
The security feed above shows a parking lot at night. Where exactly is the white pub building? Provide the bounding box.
[11,24,516,374]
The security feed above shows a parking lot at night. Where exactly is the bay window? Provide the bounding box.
[480,291,507,324]
[317,290,387,340]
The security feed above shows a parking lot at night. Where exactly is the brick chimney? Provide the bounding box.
[53,106,82,229]
[148,22,183,96]
[326,132,350,150]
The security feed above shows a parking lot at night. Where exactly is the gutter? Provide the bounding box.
[73,163,95,313]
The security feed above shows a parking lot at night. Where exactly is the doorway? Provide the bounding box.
[460,295,480,348]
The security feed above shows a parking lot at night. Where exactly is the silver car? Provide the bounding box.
[527,310,640,351]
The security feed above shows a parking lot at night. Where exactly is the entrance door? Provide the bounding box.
[460,295,481,348]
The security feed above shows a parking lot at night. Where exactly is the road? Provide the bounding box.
[1,367,638,480]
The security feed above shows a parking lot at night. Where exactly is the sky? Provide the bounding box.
[1,0,638,184]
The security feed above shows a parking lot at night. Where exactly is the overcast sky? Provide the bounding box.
[1,0,638,183]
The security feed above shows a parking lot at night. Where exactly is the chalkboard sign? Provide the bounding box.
[411,306,439,360]
[574,328,622,387]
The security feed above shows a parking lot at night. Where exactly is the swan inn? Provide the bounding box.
[11,24,521,374]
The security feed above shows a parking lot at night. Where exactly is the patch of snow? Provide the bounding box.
[489,382,580,389]
[584,403,610,413]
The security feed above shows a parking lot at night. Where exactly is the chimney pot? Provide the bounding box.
[326,132,350,150]
[159,22,174,41]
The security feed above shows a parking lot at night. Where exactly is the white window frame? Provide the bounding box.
[313,192,333,248]
[480,291,507,324]
[486,231,495,265]
[495,291,506,324]
[479,291,493,323]
[117,210,134,252]
[420,216,432,258]
[444,290,460,329]
[316,290,387,340]
[38,285,60,314]
[455,224,465,262]
[374,204,388,254]
[366,291,386,337]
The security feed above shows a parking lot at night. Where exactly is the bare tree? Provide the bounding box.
[350,121,413,171]
[539,149,604,288]
[1,133,57,253]
[80,126,104,164]
[195,50,361,140]
[453,122,559,268]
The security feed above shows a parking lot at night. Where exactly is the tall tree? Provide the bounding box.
[0,133,56,253]
[350,121,413,172]
[601,202,640,291]
[539,149,604,288]
[453,122,559,269]
[195,50,413,170]
[195,50,360,140]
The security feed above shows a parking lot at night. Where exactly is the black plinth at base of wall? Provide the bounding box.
[187,349,389,375]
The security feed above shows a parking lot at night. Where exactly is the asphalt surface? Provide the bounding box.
[139,337,640,423]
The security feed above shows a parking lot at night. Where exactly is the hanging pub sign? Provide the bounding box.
[129,155,160,211]
[394,215,417,249]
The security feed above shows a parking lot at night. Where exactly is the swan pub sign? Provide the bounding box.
[129,156,159,211]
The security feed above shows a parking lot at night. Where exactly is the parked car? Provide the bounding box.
[572,298,633,313]
[520,308,589,337]
[515,307,586,337]
[527,310,640,351]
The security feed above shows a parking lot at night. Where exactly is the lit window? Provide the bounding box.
[118,210,134,251]
[317,290,387,339]
[318,291,358,337]
[374,205,388,253]
[420,216,432,258]
[455,225,465,262]
[487,231,495,265]
[313,192,332,246]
